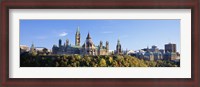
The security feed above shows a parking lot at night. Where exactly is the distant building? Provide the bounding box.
[164,51,177,60]
[81,33,97,55]
[159,49,165,54]
[28,43,50,55]
[115,39,122,55]
[97,41,109,55]
[20,45,29,54]
[144,47,154,61]
[135,50,145,59]
[151,45,159,52]
[164,43,178,61]
[153,51,163,60]
[133,43,179,61]
[165,43,176,53]
[30,43,36,54]
[35,47,49,55]
[126,50,135,55]
[52,27,109,56]
[141,48,147,52]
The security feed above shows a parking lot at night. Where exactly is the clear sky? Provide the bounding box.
[20,20,180,52]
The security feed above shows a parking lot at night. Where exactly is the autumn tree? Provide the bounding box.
[99,58,107,67]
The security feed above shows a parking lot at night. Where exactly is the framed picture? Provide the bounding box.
[1,0,199,87]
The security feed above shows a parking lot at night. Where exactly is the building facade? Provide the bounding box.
[133,43,179,61]
[52,27,109,55]
[165,43,176,53]
[20,45,29,54]
[164,43,178,60]
[144,47,154,61]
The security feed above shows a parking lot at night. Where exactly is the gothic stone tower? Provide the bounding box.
[106,41,109,52]
[30,43,36,53]
[75,26,80,46]
[116,39,122,54]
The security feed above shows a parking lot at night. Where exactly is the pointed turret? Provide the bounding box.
[30,43,35,53]
[31,43,34,48]
[147,46,150,52]
[86,32,91,39]
[117,39,120,45]
[116,39,122,54]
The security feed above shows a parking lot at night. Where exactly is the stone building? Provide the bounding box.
[52,27,109,56]
[81,33,97,55]
[133,43,179,61]
[97,41,109,55]
[164,51,177,61]
[30,43,36,54]
[165,43,176,53]
[144,47,154,61]
[20,45,29,54]
[163,43,178,61]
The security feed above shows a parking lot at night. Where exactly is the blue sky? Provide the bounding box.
[20,20,180,52]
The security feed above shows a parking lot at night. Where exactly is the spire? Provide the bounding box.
[31,43,34,48]
[100,40,103,44]
[147,46,150,52]
[77,26,79,31]
[76,26,80,34]
[30,42,35,53]
[106,41,109,44]
[117,39,120,45]
[116,39,121,54]
[86,32,91,39]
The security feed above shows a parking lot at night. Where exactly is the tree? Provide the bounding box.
[74,54,81,60]
[55,62,59,67]
[29,51,37,56]
[112,60,119,67]
[99,58,107,67]
[108,57,113,65]
[20,53,179,67]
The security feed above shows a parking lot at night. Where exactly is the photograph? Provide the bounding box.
[20,20,180,67]
[1,0,198,86]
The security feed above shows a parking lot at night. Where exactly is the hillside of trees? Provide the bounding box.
[20,53,179,67]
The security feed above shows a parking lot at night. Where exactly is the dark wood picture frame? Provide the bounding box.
[0,0,199,87]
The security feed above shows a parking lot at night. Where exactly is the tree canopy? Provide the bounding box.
[20,53,179,67]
